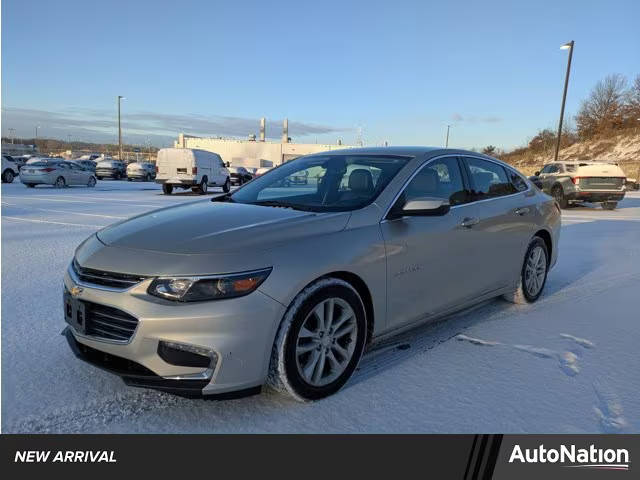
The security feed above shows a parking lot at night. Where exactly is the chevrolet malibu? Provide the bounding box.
[63,147,560,401]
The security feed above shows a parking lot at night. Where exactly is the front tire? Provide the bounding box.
[162,184,173,195]
[503,236,549,304]
[87,176,96,187]
[602,201,617,210]
[268,278,367,401]
[55,176,66,188]
[223,177,231,193]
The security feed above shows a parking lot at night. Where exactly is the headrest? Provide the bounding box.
[348,169,374,193]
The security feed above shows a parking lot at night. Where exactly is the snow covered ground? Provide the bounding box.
[2,180,639,433]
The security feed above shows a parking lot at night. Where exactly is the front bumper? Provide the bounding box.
[96,170,122,178]
[63,267,286,396]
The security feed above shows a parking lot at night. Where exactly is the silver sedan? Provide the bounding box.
[20,160,97,188]
[64,147,560,401]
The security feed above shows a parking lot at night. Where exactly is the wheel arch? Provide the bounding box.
[317,271,375,345]
[533,229,552,265]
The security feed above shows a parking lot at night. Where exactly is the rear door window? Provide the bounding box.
[464,157,518,200]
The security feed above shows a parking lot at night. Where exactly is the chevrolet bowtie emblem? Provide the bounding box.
[70,286,83,297]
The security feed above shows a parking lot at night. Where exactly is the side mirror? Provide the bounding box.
[225,162,230,167]
[534,171,540,176]
[389,197,450,219]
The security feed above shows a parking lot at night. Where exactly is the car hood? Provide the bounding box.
[96,200,350,255]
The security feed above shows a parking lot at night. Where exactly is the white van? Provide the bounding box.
[155,148,230,195]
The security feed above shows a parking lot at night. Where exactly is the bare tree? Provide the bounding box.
[575,74,627,138]
[623,75,640,125]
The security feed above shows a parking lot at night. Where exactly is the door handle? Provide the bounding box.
[514,207,530,216]
[460,217,479,228]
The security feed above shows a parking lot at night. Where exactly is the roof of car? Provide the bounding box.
[305,146,501,162]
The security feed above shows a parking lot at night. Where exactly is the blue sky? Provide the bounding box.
[2,0,639,149]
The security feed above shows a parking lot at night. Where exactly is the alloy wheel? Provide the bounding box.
[524,246,547,297]
[295,297,358,387]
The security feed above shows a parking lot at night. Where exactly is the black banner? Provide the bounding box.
[1,434,637,478]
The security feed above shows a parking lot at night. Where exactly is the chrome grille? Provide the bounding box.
[72,259,146,290]
[85,302,138,342]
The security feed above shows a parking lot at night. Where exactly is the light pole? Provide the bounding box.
[554,40,574,162]
[117,96,125,161]
[8,128,15,144]
[35,125,41,140]
[445,124,452,148]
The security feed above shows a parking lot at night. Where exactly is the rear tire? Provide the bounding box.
[503,236,549,304]
[162,184,173,195]
[223,177,231,193]
[87,176,96,188]
[55,176,66,188]
[267,278,367,401]
[145,173,151,182]
[198,177,208,195]
[551,185,568,209]
[602,201,617,210]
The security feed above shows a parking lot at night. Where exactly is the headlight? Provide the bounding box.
[148,268,272,302]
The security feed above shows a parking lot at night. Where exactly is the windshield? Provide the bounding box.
[228,154,411,212]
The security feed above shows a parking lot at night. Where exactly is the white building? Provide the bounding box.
[173,118,354,168]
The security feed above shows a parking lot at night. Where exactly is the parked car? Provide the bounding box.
[74,160,97,172]
[255,167,272,177]
[625,177,639,191]
[534,161,626,210]
[64,147,559,401]
[2,155,20,183]
[126,162,156,181]
[20,160,97,188]
[95,159,126,179]
[155,148,230,194]
[5,154,27,171]
[228,166,253,185]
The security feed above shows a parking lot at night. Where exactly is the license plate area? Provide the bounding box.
[64,291,87,334]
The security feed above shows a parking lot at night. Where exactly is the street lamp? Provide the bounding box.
[445,124,452,148]
[554,40,574,162]
[35,125,41,140]
[117,96,125,161]
[8,128,15,144]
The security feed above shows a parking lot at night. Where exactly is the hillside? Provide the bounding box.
[503,129,640,178]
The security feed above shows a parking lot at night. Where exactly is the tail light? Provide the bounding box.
[42,167,56,173]
[155,165,159,173]
[192,167,197,174]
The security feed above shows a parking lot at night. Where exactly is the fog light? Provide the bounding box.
[158,341,217,368]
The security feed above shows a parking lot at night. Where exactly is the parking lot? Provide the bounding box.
[2,180,640,433]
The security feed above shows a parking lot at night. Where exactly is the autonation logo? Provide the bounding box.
[509,444,630,471]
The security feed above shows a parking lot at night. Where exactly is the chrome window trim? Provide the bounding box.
[380,154,533,221]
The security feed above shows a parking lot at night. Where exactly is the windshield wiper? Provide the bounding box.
[251,200,316,211]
